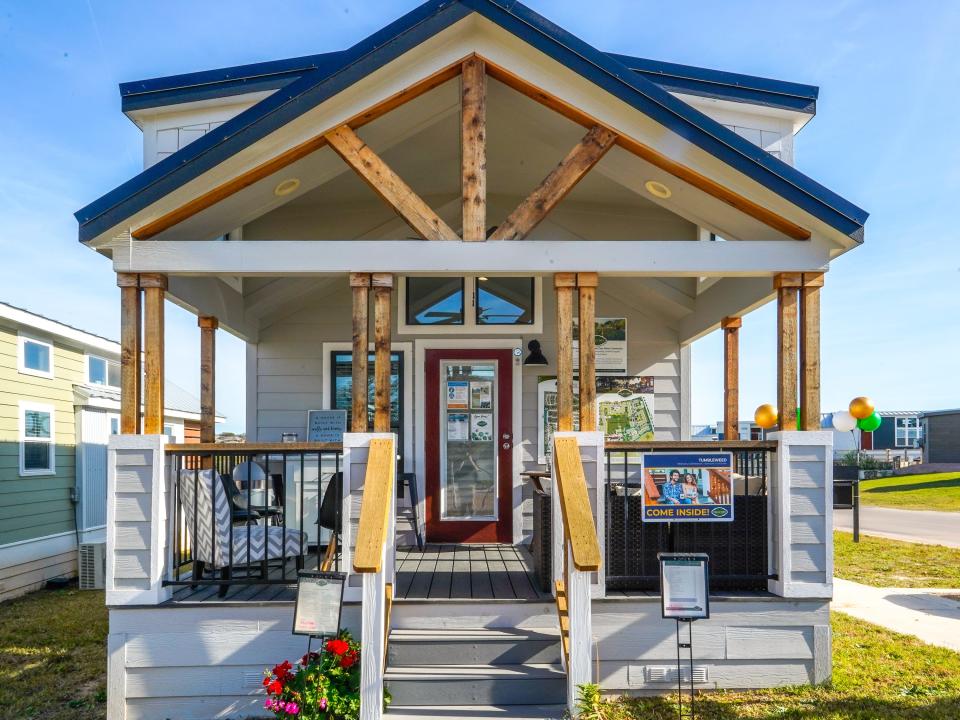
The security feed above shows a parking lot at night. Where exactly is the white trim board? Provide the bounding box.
[413,338,524,545]
[1,302,120,355]
[0,531,76,569]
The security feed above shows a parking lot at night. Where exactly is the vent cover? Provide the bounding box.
[79,543,106,590]
[244,671,267,688]
[631,665,709,685]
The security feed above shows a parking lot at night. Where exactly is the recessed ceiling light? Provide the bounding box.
[274,178,301,196]
[644,180,671,199]
[478,276,488,282]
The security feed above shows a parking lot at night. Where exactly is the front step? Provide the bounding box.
[385,628,565,707]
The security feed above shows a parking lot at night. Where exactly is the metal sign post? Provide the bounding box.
[659,553,710,720]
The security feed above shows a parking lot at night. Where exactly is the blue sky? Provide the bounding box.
[0,1,958,433]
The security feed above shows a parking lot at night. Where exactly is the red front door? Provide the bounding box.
[425,349,513,543]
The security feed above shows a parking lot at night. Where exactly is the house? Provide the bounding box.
[0,301,219,602]
[821,410,923,462]
[920,409,960,464]
[74,1,866,717]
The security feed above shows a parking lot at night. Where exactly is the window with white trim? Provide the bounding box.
[398,276,542,334]
[895,416,922,448]
[88,355,121,388]
[20,402,54,475]
[18,335,53,378]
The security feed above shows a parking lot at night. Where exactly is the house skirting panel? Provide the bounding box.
[0,532,77,603]
[107,595,828,720]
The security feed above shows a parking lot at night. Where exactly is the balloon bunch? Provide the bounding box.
[822,396,881,433]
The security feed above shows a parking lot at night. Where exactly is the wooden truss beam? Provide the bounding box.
[461,57,487,241]
[490,125,616,241]
[325,124,459,241]
[483,59,812,241]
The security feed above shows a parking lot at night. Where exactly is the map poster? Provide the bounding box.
[573,317,627,375]
[537,375,655,464]
[658,553,710,620]
[641,452,734,523]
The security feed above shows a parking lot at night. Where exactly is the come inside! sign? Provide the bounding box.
[641,452,734,522]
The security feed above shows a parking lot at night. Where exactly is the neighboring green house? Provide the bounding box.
[0,301,216,602]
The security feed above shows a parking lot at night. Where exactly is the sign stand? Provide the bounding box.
[658,553,710,720]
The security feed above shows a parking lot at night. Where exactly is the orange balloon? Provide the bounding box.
[754,403,778,430]
[849,396,875,420]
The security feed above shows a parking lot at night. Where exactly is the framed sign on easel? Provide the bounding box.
[658,553,709,719]
[293,571,346,655]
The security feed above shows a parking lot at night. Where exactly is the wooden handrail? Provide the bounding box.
[553,437,602,572]
[352,438,396,573]
[165,442,343,453]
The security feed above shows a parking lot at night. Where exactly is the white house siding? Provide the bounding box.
[106,596,826,720]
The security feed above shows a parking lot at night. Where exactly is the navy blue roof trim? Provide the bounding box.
[76,0,866,243]
[120,52,347,113]
[608,54,817,114]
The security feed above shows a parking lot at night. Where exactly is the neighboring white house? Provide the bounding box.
[73,1,866,717]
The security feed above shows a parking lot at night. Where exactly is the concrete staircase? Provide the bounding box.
[384,628,566,719]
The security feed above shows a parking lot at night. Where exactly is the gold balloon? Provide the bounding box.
[849,396,875,420]
[754,403,778,430]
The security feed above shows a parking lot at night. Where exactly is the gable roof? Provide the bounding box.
[120,49,817,116]
[76,0,867,244]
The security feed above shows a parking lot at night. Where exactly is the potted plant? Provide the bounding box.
[262,632,389,719]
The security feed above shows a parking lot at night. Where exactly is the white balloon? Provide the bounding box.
[832,410,857,432]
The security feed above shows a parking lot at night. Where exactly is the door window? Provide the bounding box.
[440,361,497,520]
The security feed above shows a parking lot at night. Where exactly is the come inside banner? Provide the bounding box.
[641,452,734,522]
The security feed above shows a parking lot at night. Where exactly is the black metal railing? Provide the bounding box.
[165,443,343,595]
[604,441,776,592]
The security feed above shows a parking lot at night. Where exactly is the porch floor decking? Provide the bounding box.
[165,543,548,604]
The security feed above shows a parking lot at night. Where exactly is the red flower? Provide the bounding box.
[262,676,271,687]
[300,651,320,666]
[272,660,294,682]
[326,638,350,656]
[340,651,357,669]
[266,679,283,695]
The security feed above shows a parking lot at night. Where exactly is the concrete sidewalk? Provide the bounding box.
[833,577,960,652]
[835,506,960,547]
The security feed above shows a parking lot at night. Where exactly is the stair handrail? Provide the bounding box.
[353,437,396,573]
[553,436,602,572]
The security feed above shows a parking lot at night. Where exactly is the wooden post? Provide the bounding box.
[722,316,742,440]
[372,273,393,433]
[800,273,824,431]
[198,316,218,443]
[555,273,577,432]
[351,273,371,433]
[140,273,167,436]
[775,273,802,432]
[461,56,486,242]
[577,273,598,432]
[117,273,141,435]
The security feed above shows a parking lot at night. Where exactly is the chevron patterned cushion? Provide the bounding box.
[178,468,305,568]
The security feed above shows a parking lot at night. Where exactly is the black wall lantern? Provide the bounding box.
[523,339,548,366]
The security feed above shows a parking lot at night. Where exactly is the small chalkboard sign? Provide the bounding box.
[307,410,347,443]
[293,571,345,637]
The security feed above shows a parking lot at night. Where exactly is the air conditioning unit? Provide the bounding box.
[79,543,106,590]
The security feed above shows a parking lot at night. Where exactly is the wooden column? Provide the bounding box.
[141,273,167,436]
[198,316,218,443]
[117,273,141,434]
[775,273,802,432]
[350,273,371,433]
[461,56,486,242]
[800,273,824,431]
[722,316,742,440]
[577,273,598,431]
[555,273,577,432]
[372,273,393,433]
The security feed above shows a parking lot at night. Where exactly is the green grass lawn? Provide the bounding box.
[583,612,960,719]
[0,587,107,720]
[3,586,960,719]
[834,530,960,588]
[859,472,960,512]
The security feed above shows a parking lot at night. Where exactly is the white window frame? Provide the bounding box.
[19,401,55,476]
[397,275,543,335]
[895,416,921,448]
[17,333,54,379]
[86,354,121,389]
